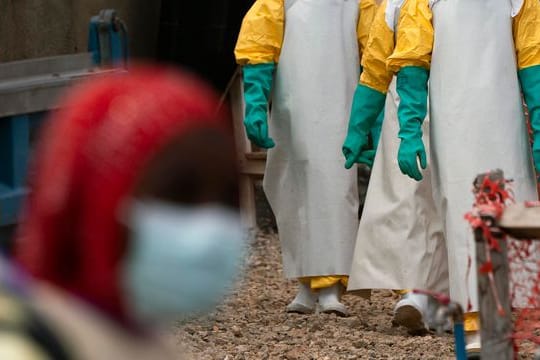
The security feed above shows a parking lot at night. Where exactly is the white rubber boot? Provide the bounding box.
[392,292,429,334]
[318,283,349,317]
[286,282,317,314]
[465,331,481,359]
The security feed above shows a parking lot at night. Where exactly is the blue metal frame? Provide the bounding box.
[0,113,45,244]
[0,114,30,227]
[88,10,128,67]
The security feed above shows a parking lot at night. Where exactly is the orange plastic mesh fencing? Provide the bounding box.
[465,173,540,356]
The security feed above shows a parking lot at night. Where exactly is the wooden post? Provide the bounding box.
[227,68,267,230]
[473,171,514,360]
[474,227,513,359]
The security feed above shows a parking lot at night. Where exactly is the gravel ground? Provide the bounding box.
[170,181,538,359]
[171,232,460,359]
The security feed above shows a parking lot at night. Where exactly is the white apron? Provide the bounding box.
[264,0,360,278]
[348,79,449,294]
[429,0,537,310]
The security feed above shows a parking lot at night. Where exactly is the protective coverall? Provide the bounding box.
[343,0,449,333]
[388,0,540,354]
[235,0,378,315]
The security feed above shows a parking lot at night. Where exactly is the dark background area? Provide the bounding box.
[0,0,254,91]
[0,0,257,255]
[157,0,255,90]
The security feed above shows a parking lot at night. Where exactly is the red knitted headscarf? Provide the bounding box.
[15,66,228,321]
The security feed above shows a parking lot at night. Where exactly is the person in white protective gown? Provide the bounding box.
[234,0,379,316]
[387,0,540,355]
[342,0,449,334]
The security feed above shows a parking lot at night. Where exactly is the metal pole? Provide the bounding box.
[454,322,467,360]
[432,298,467,360]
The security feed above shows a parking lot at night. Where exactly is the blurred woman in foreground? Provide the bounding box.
[0,67,243,359]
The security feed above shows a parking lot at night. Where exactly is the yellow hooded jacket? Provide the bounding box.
[235,0,380,66]
[387,0,540,72]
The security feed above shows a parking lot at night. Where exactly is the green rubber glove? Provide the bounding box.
[243,63,276,149]
[519,65,540,177]
[357,149,377,168]
[371,108,384,151]
[355,108,385,168]
[396,66,429,181]
[343,84,386,169]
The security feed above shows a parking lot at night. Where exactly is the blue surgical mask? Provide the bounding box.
[121,200,245,324]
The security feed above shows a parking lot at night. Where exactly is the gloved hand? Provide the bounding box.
[343,84,386,169]
[356,109,385,168]
[243,63,276,149]
[398,138,427,181]
[519,65,540,176]
[396,66,429,181]
[358,149,376,168]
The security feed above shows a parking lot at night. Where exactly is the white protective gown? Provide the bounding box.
[428,0,537,309]
[264,0,360,278]
[348,77,449,294]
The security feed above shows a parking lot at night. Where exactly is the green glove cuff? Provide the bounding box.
[243,63,275,124]
[343,84,386,152]
[519,65,540,150]
[396,66,429,141]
